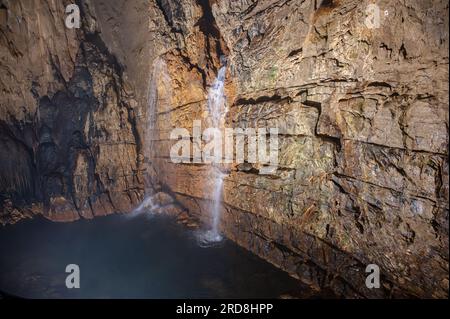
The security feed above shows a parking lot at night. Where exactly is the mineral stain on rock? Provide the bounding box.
[0,0,448,299]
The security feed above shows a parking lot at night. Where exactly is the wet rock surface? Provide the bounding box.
[0,0,448,298]
[149,0,449,298]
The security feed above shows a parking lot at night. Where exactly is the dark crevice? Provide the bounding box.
[367,81,392,88]
[306,100,342,151]
[399,43,408,60]
[0,3,8,32]
[155,0,173,29]
[179,52,208,88]
[288,47,303,57]
[195,0,224,59]
[319,0,334,8]
[84,31,124,77]
[234,94,286,106]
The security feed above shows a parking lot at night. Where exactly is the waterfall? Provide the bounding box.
[132,57,171,215]
[197,61,228,246]
[146,57,171,163]
[207,65,227,128]
[210,170,225,240]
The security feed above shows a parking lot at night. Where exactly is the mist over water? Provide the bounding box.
[130,196,158,217]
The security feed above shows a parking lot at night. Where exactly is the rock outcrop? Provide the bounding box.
[0,0,146,223]
[0,0,448,298]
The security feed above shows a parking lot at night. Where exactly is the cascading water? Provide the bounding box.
[207,64,228,128]
[145,58,172,168]
[209,170,226,240]
[197,59,228,246]
[132,58,171,215]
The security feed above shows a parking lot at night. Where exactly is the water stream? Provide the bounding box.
[134,58,228,248]
[133,58,172,215]
[197,62,228,246]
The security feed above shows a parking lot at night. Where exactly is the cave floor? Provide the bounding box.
[0,213,326,299]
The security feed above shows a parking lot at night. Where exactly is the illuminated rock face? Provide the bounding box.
[0,0,448,298]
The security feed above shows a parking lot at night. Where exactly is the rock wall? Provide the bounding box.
[144,0,449,298]
[0,0,448,298]
[0,0,145,223]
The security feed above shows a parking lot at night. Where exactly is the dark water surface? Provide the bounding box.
[0,213,311,298]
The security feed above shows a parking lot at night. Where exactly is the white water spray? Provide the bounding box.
[131,196,158,216]
[197,61,228,246]
[207,65,228,128]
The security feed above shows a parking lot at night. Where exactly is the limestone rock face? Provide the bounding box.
[144,0,449,298]
[0,0,145,224]
[0,0,448,298]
